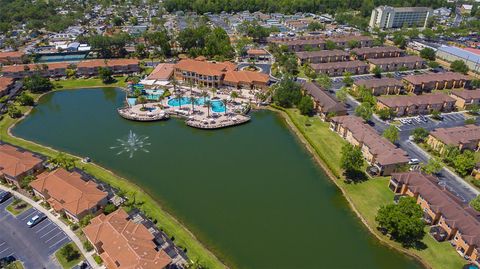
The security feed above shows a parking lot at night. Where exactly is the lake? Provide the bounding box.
[13,88,422,269]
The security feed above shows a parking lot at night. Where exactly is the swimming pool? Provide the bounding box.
[145,89,164,101]
[167,97,226,113]
[127,98,137,106]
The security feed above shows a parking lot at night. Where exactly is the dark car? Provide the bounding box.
[0,256,16,267]
[0,192,12,203]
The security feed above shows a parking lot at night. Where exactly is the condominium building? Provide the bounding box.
[427,125,480,153]
[376,93,456,116]
[369,6,432,29]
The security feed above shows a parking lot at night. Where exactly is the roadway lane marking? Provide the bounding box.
[35,222,53,233]
[40,227,59,238]
[44,231,63,243]
[48,237,70,249]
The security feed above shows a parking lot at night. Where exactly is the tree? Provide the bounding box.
[7,105,22,118]
[98,67,114,83]
[17,92,34,106]
[325,40,337,50]
[272,79,302,108]
[472,79,480,89]
[316,74,332,89]
[189,96,197,112]
[372,66,382,78]
[204,100,212,117]
[298,96,314,115]
[137,96,148,109]
[60,244,80,262]
[347,40,360,49]
[103,204,117,215]
[343,72,353,87]
[303,63,317,81]
[340,144,364,177]
[376,197,425,246]
[134,43,147,59]
[383,125,399,143]
[377,107,394,120]
[79,214,93,227]
[470,196,480,212]
[412,127,429,143]
[307,21,324,31]
[393,34,406,49]
[49,152,75,170]
[468,104,480,115]
[427,61,439,69]
[23,74,53,93]
[19,175,35,190]
[336,87,348,103]
[355,102,373,121]
[453,150,476,177]
[422,157,443,175]
[419,48,436,61]
[450,60,469,74]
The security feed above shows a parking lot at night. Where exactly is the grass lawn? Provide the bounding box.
[53,76,128,89]
[0,96,225,268]
[281,107,465,269]
[55,242,84,269]
[6,199,31,216]
[5,261,24,269]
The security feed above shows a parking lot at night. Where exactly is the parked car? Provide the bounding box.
[408,158,420,165]
[27,213,47,228]
[0,192,12,204]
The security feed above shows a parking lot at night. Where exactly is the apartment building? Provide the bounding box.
[0,51,24,65]
[1,63,70,79]
[302,81,347,119]
[296,50,350,65]
[403,72,471,94]
[0,77,15,97]
[77,59,140,76]
[367,56,425,72]
[328,35,374,48]
[30,168,108,222]
[450,90,480,110]
[246,48,271,62]
[351,46,404,60]
[330,115,409,175]
[312,61,369,77]
[83,208,172,269]
[369,6,432,29]
[0,143,44,187]
[390,171,480,263]
[353,78,404,95]
[427,125,480,153]
[376,93,456,116]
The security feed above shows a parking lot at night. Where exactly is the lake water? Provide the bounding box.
[13,88,422,269]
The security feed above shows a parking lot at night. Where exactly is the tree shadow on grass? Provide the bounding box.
[344,169,369,184]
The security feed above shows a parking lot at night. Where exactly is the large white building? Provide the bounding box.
[369,6,432,29]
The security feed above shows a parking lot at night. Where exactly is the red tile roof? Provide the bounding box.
[83,209,171,269]
[429,125,480,146]
[377,93,455,108]
[0,144,43,178]
[174,59,236,76]
[1,63,70,73]
[247,48,268,55]
[0,51,24,59]
[223,70,269,84]
[451,89,480,100]
[30,168,107,216]
[147,63,175,81]
[77,59,139,68]
[0,77,14,94]
[403,72,470,85]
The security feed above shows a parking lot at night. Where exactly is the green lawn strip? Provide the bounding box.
[281,107,465,269]
[5,261,24,269]
[0,111,225,268]
[53,77,128,89]
[6,199,31,216]
[54,242,84,269]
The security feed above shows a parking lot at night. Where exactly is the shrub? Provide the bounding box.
[83,240,94,252]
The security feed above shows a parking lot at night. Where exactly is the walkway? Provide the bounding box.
[0,184,100,269]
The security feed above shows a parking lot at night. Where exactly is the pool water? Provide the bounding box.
[36,53,87,63]
[145,89,164,101]
[127,98,136,106]
[167,97,226,113]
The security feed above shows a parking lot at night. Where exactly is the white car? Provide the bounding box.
[27,213,47,227]
[408,158,420,165]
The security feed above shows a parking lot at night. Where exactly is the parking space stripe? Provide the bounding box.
[0,242,5,248]
[0,247,10,254]
[35,222,53,233]
[20,209,38,220]
[40,227,59,238]
[44,231,63,243]
[48,237,70,249]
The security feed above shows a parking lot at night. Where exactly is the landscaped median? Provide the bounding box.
[272,106,465,269]
[54,242,84,269]
[0,91,226,269]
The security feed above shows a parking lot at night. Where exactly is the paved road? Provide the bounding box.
[0,185,99,269]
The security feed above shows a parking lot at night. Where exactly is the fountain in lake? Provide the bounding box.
[110,130,151,158]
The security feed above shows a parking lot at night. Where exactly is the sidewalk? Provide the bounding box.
[0,184,100,269]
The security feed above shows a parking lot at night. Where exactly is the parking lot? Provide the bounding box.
[332,69,432,87]
[396,112,467,132]
[0,191,71,269]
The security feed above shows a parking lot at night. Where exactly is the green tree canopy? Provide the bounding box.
[383,125,399,143]
[23,74,53,93]
[298,96,314,115]
[419,48,436,61]
[340,143,364,175]
[412,127,429,143]
[470,196,480,212]
[272,79,302,108]
[422,157,443,175]
[355,102,373,121]
[450,60,469,74]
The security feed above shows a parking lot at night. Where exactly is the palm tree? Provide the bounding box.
[210,88,217,98]
[189,96,197,112]
[201,90,208,103]
[188,79,195,95]
[137,96,147,109]
[174,91,183,109]
[230,91,239,103]
[204,100,212,118]
[221,99,228,114]
[171,77,178,94]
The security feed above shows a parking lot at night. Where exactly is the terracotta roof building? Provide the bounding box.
[311,60,369,77]
[0,77,15,97]
[353,78,404,95]
[77,59,140,76]
[367,55,425,72]
[450,90,480,109]
[0,143,43,187]
[295,50,350,65]
[0,51,24,64]
[270,35,373,52]
[174,59,269,89]
[246,48,271,62]
[328,35,373,48]
[1,62,70,79]
[83,208,171,269]
[302,81,347,119]
[146,63,175,81]
[30,168,108,222]
[377,93,456,116]
[389,171,480,263]
[427,125,480,153]
[351,46,404,60]
[330,115,409,175]
[403,72,471,93]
